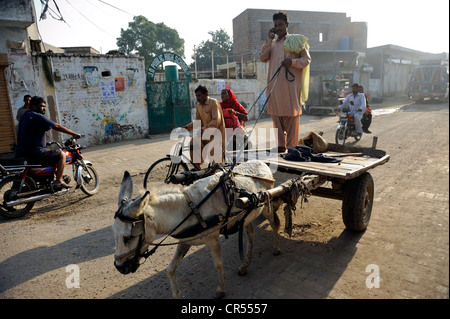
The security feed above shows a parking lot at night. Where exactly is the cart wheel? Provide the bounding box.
[342,172,374,231]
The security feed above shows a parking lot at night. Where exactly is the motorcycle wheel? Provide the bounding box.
[144,157,189,189]
[335,126,347,145]
[0,175,37,219]
[79,164,100,196]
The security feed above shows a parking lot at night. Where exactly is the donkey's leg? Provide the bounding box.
[238,222,255,276]
[205,237,226,299]
[166,242,191,298]
[262,203,282,256]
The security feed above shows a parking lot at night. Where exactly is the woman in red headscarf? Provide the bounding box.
[220,88,248,131]
[220,88,249,150]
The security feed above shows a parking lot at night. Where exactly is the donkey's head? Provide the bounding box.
[112,171,156,275]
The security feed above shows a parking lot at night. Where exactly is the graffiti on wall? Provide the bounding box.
[84,66,100,86]
[79,104,143,144]
[100,114,128,136]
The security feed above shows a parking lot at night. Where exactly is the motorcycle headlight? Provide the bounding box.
[64,139,73,147]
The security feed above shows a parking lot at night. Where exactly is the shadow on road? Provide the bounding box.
[0,207,363,299]
[0,226,115,293]
[107,223,364,299]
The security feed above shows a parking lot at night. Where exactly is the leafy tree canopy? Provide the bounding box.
[191,29,233,71]
[117,16,184,71]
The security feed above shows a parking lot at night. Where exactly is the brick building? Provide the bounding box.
[232,8,367,62]
[231,8,446,101]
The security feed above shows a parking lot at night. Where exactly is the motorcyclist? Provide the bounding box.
[359,85,372,134]
[339,83,366,140]
[15,96,81,189]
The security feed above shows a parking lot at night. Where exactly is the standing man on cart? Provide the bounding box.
[259,11,311,152]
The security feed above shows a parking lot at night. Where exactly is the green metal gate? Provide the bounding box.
[146,81,191,135]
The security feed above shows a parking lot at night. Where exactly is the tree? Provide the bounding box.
[191,29,233,71]
[117,16,184,71]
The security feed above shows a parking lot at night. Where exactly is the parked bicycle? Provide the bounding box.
[143,129,240,189]
[143,131,202,189]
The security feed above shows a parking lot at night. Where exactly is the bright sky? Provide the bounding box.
[34,0,449,64]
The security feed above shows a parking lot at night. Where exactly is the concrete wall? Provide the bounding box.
[0,0,34,27]
[36,53,148,146]
[4,48,148,147]
[1,0,149,149]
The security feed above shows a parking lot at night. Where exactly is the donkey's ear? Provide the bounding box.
[138,191,151,210]
[118,171,133,206]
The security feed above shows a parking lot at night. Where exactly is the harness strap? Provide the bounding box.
[219,171,238,238]
[144,172,233,258]
[188,200,207,228]
[115,246,139,264]
[220,199,234,239]
[140,209,195,259]
[172,214,224,239]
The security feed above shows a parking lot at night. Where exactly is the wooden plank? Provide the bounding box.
[327,142,386,158]
[263,153,390,179]
[264,158,351,179]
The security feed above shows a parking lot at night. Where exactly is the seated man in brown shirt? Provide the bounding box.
[184,85,226,165]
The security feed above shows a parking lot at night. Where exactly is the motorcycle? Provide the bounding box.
[335,106,362,145]
[0,138,100,219]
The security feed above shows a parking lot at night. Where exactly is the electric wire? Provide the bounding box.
[64,0,117,39]
[96,0,136,16]
[38,0,252,63]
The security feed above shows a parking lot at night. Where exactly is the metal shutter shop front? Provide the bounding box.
[0,64,17,154]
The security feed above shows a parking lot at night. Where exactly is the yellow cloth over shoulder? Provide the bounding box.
[284,34,310,105]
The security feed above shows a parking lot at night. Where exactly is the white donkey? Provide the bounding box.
[112,160,281,298]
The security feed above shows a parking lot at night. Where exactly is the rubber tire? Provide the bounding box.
[80,164,100,196]
[0,175,36,219]
[143,157,189,189]
[342,172,374,232]
[335,126,347,145]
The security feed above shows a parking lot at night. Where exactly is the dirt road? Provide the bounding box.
[0,97,448,300]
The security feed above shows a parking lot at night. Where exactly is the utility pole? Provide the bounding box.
[252,50,256,75]
[226,51,229,79]
[211,46,214,79]
[194,45,198,80]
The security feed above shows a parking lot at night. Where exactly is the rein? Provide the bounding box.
[223,64,289,164]
[143,171,235,257]
[115,171,268,263]
[115,66,289,264]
